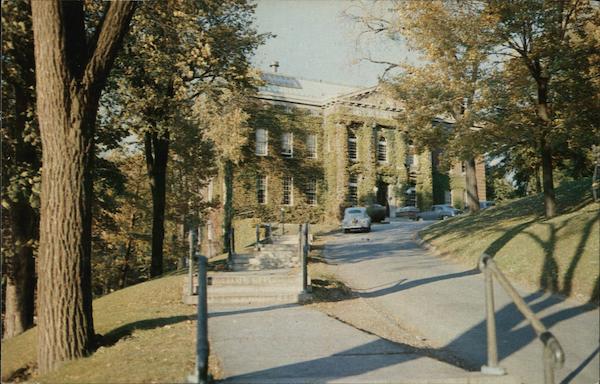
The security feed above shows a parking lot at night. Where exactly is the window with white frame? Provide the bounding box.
[307,134,317,159]
[407,145,418,168]
[282,176,293,205]
[281,132,293,158]
[255,128,268,156]
[348,174,358,205]
[306,179,317,205]
[257,175,267,204]
[348,132,357,162]
[377,136,388,163]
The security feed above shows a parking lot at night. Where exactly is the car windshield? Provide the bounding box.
[347,209,363,214]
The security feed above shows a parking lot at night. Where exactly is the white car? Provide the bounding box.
[342,207,372,233]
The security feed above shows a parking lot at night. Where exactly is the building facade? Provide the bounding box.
[206,70,486,245]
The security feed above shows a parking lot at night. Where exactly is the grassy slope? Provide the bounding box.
[2,273,197,383]
[420,178,599,304]
[2,221,340,382]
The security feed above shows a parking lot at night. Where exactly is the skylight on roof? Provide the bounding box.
[261,73,302,89]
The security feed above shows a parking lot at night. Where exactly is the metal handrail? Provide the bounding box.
[187,228,209,384]
[478,253,565,384]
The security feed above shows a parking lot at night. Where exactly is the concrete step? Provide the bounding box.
[208,284,301,295]
[206,291,310,305]
[231,262,298,271]
[232,254,299,270]
[234,251,298,260]
[271,234,299,244]
[185,270,302,291]
[258,243,298,251]
[208,270,302,286]
[233,254,299,264]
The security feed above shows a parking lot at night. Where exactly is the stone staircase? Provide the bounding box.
[232,234,300,271]
[183,233,310,305]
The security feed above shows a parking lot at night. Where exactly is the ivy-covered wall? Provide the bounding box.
[210,102,442,237]
[321,108,410,218]
[232,105,325,224]
[416,150,433,210]
[450,173,466,209]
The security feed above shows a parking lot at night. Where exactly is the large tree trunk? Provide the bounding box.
[31,1,135,373]
[536,75,557,218]
[223,160,234,255]
[145,130,170,277]
[465,157,480,213]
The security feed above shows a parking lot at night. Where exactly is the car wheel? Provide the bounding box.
[441,215,448,220]
[417,217,423,221]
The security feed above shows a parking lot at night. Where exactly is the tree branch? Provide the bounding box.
[83,1,137,95]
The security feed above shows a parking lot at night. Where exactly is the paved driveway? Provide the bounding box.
[324,220,600,384]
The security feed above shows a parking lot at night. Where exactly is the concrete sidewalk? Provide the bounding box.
[208,303,519,383]
[323,220,600,384]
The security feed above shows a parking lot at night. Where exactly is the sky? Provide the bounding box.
[251,0,416,87]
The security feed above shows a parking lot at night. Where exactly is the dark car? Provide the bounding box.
[415,204,461,221]
[396,206,420,219]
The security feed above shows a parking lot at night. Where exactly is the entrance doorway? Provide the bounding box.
[376,179,389,217]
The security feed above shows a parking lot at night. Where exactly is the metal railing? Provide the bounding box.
[255,223,273,251]
[298,223,310,293]
[478,253,565,384]
[186,227,209,384]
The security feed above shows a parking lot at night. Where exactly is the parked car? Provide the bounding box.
[342,207,372,233]
[366,204,386,223]
[414,204,461,221]
[396,206,420,219]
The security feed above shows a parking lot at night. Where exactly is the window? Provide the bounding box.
[307,134,317,159]
[282,176,293,205]
[348,174,358,205]
[306,179,317,205]
[348,132,357,162]
[257,175,267,204]
[407,145,418,168]
[281,132,293,158]
[256,129,268,156]
[377,136,387,163]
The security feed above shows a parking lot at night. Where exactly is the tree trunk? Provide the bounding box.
[4,71,38,339]
[4,201,36,338]
[30,1,135,372]
[536,75,557,218]
[465,158,480,213]
[223,160,234,254]
[145,130,170,277]
[534,166,542,194]
[541,140,557,218]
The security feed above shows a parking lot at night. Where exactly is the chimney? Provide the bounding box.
[269,61,280,73]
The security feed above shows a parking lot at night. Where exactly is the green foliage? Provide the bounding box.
[416,150,433,210]
[91,152,153,296]
[232,106,325,223]
[1,0,40,212]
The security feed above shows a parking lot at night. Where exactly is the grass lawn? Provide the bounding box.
[420,178,599,304]
[2,272,200,383]
[2,219,340,382]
